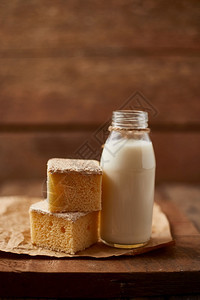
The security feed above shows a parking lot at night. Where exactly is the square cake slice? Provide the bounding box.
[29,200,99,255]
[47,158,102,213]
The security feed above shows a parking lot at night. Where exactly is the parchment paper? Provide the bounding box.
[0,196,174,258]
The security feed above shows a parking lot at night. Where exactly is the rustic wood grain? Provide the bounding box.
[0,180,44,198]
[0,131,199,182]
[0,195,199,298]
[157,184,200,232]
[0,1,199,297]
[0,0,199,183]
[0,57,199,126]
[0,0,199,51]
[0,131,91,181]
[151,132,200,182]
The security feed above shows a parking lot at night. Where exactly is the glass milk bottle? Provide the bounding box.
[100,110,156,248]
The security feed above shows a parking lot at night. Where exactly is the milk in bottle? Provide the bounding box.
[100,110,156,248]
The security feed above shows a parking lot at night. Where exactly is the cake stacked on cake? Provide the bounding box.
[29,158,102,254]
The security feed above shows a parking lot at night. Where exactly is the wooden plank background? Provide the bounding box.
[0,0,200,182]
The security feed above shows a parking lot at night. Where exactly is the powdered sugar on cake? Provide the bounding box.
[29,200,89,222]
[47,158,102,175]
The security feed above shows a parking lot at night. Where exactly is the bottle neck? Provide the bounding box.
[111,110,148,130]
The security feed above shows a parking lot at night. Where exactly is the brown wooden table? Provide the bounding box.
[0,181,200,298]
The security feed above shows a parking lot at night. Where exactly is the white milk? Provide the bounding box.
[100,138,156,246]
